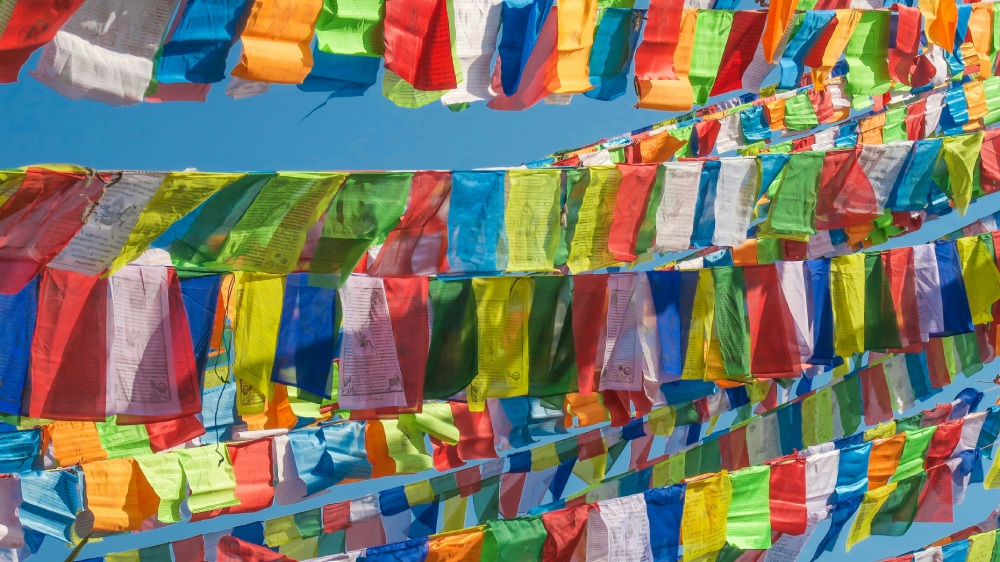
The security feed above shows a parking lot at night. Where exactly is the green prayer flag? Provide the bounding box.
[424,279,478,399]
[529,276,578,398]
[212,173,346,273]
[265,515,302,547]
[294,509,324,539]
[941,132,984,215]
[315,0,385,56]
[311,172,411,286]
[755,238,783,265]
[473,476,501,524]
[689,11,734,105]
[845,11,891,96]
[481,516,547,562]
[784,93,820,131]
[96,418,153,459]
[870,472,926,537]
[382,417,435,474]
[711,267,751,378]
[169,174,271,266]
[834,376,864,435]
[883,107,908,143]
[864,253,902,350]
[175,446,240,514]
[891,427,936,483]
[954,331,984,376]
[133,453,186,524]
[984,77,1000,125]
[764,152,823,236]
[726,465,772,550]
[317,530,346,556]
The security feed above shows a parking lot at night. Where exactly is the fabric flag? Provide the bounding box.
[762,0,799,63]
[941,132,985,215]
[0,0,86,82]
[745,264,800,376]
[370,172,451,276]
[587,494,652,560]
[956,236,1000,324]
[505,169,562,271]
[17,470,78,542]
[212,173,346,273]
[726,465,772,550]
[383,0,457,91]
[481,516,548,561]
[681,472,732,561]
[315,0,385,57]
[311,172,411,286]
[710,11,768,96]
[769,456,808,535]
[0,277,36,416]
[585,8,641,101]
[157,0,254,83]
[609,164,658,263]
[339,275,407,410]
[566,166,621,273]
[176,446,240,514]
[134,452,186,524]
[447,171,505,274]
[424,279,478,399]
[229,0,323,84]
[0,168,106,295]
[549,0,598,94]
[779,11,836,90]
[815,149,878,230]
[645,485,684,562]
[688,10,733,105]
[440,0,502,104]
[82,458,158,532]
[541,503,592,561]
[0,475,22,550]
[30,0,178,105]
[653,162,703,252]
[271,273,337,398]
[712,158,759,247]
[299,49,381,95]
[497,0,556,96]
[636,8,696,111]
[844,11,891,96]
[29,269,109,420]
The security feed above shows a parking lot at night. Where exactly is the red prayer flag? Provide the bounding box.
[191,439,275,521]
[905,99,927,141]
[914,463,954,523]
[633,0,685,81]
[542,503,596,561]
[860,364,894,425]
[608,164,658,262]
[145,415,206,452]
[719,425,750,472]
[693,121,722,156]
[323,501,352,533]
[920,403,953,429]
[0,168,106,294]
[171,536,205,561]
[0,0,85,82]
[980,130,1000,193]
[925,418,963,468]
[745,265,801,377]
[29,269,109,420]
[808,89,834,123]
[383,0,457,91]
[572,275,608,394]
[217,536,292,562]
[710,11,768,96]
[499,471,527,519]
[924,339,952,389]
[885,248,923,352]
[368,172,451,276]
[768,456,808,535]
[815,150,879,231]
[889,5,922,86]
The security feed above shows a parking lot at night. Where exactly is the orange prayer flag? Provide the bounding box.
[763,0,801,63]
[965,80,989,121]
[868,433,906,490]
[732,240,759,266]
[919,0,958,50]
[365,421,399,478]
[638,132,687,163]
[45,422,108,466]
[566,392,608,427]
[427,529,486,562]
[82,458,158,532]
[231,0,324,84]
[764,98,787,130]
[968,3,993,78]
[806,10,862,87]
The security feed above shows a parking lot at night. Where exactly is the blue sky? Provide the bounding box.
[5,46,1000,561]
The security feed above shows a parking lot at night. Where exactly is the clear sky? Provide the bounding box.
[5,45,1000,561]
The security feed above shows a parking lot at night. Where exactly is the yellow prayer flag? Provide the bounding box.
[682,270,714,380]
[957,236,1000,324]
[549,0,598,93]
[969,531,997,561]
[111,173,244,273]
[682,471,733,561]
[232,271,286,410]
[831,254,866,356]
[469,277,533,410]
[505,169,563,271]
[847,482,898,550]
